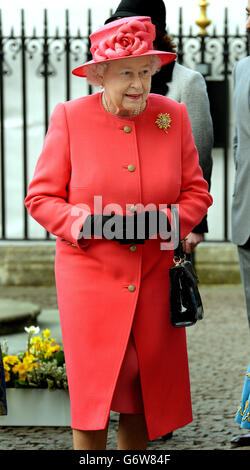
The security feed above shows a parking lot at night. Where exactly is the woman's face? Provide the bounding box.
[247,1,250,30]
[101,56,152,116]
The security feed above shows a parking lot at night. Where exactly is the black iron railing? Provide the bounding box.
[0,7,248,241]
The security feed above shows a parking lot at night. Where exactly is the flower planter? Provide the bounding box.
[0,388,71,426]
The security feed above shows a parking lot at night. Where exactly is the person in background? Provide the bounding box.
[232,365,250,447]
[231,0,250,331]
[230,0,250,449]
[105,0,213,256]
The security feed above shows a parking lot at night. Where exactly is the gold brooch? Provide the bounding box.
[155,113,171,133]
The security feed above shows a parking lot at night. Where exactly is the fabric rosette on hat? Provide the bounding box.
[72,16,176,77]
[92,18,154,60]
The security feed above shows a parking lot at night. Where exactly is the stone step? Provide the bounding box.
[195,242,241,284]
[0,308,61,353]
[0,299,41,334]
[0,241,241,286]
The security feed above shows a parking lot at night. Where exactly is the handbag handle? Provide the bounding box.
[171,205,186,264]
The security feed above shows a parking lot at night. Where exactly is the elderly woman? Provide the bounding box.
[105,0,214,256]
[24,16,212,450]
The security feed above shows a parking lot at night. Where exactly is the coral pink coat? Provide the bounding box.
[24,92,212,441]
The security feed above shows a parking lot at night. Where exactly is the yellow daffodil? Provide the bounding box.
[13,362,27,381]
[42,329,51,338]
[23,352,37,369]
[3,356,20,371]
[30,336,42,353]
[3,355,19,366]
[31,336,42,344]
[3,360,10,372]
[24,351,35,359]
[44,345,53,359]
[51,345,60,353]
[4,370,10,382]
[23,356,37,372]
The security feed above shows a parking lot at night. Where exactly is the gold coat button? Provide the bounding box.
[124,125,132,133]
[130,205,137,213]
[128,164,135,172]
[128,284,136,292]
[129,245,137,252]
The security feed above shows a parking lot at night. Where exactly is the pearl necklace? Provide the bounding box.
[102,92,145,116]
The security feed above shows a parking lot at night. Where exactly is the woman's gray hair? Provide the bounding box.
[85,55,161,86]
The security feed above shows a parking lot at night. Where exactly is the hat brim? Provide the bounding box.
[72,51,177,77]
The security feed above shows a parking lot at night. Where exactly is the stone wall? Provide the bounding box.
[0,242,241,286]
[0,243,56,286]
[195,242,241,284]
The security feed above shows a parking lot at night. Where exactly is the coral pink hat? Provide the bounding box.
[72,16,177,77]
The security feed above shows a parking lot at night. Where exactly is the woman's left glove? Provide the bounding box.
[78,211,170,244]
[116,210,171,245]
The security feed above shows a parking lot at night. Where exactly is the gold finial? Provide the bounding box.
[195,0,211,35]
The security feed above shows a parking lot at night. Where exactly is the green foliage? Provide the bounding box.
[25,360,68,391]
[2,327,68,390]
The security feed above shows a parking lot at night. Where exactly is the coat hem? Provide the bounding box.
[70,414,193,441]
[148,415,193,442]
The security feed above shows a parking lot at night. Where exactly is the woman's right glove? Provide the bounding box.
[80,214,111,238]
[78,214,134,243]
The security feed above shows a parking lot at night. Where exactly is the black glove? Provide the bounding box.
[78,214,113,241]
[116,210,170,244]
[136,210,170,238]
[78,214,132,243]
[78,211,170,244]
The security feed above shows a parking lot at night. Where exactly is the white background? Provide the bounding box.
[0,0,248,35]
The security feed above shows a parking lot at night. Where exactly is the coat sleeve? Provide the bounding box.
[24,102,91,249]
[161,102,213,241]
[232,62,238,168]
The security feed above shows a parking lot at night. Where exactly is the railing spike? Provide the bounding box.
[0,10,2,37]
[65,9,70,37]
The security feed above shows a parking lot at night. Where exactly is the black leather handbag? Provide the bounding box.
[169,208,204,328]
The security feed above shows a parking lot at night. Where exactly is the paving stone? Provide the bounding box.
[0,298,40,334]
[0,284,249,450]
